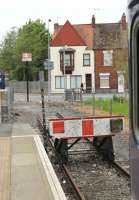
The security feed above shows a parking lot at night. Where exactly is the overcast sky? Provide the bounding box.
[0,0,127,40]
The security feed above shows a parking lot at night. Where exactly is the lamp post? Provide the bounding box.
[63,45,68,95]
[47,19,51,102]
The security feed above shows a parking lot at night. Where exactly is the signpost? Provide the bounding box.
[44,59,54,102]
[22,53,32,62]
[22,53,32,102]
[44,60,54,70]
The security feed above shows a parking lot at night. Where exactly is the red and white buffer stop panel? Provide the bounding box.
[49,116,124,139]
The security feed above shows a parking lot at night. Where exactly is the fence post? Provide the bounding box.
[80,89,83,117]
[80,88,83,102]
[92,93,95,116]
[109,99,112,116]
[39,71,47,151]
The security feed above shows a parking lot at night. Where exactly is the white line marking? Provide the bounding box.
[12,135,37,138]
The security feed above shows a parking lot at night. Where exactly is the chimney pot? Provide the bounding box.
[54,23,59,31]
[92,15,95,28]
[121,13,126,30]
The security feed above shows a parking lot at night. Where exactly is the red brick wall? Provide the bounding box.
[95,50,118,91]
[95,50,103,66]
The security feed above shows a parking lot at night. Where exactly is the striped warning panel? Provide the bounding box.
[49,116,123,139]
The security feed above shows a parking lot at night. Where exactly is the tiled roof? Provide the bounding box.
[93,23,128,49]
[51,21,86,47]
[74,24,93,49]
[51,21,93,48]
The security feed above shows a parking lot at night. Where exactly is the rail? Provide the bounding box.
[37,115,86,200]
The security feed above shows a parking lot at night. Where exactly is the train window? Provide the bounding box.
[132,16,139,142]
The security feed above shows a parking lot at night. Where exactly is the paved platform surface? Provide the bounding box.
[0,123,66,200]
[0,137,11,200]
[0,124,12,136]
[11,136,50,200]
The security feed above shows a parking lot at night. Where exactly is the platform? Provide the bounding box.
[0,123,67,200]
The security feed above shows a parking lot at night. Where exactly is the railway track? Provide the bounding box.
[55,112,130,179]
[37,115,86,200]
[112,160,130,178]
[37,111,130,199]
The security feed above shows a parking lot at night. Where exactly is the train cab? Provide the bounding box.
[128,0,139,199]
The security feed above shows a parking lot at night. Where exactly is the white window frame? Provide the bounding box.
[70,75,82,89]
[64,54,71,66]
[99,73,110,89]
[83,53,90,66]
[103,50,113,66]
[55,76,66,89]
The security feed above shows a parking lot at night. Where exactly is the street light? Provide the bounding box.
[47,19,51,102]
[63,45,68,95]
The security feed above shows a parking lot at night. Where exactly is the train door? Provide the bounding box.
[128,1,139,199]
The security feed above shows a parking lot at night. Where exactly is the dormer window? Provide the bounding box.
[59,48,75,74]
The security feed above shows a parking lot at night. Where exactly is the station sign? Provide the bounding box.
[22,53,32,62]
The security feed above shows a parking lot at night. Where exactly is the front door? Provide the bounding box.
[85,74,92,93]
[118,73,124,93]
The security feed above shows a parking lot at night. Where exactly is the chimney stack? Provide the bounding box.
[92,15,95,28]
[54,23,59,31]
[121,13,127,30]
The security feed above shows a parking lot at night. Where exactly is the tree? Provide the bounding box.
[0,27,18,74]
[0,19,49,80]
[15,19,49,80]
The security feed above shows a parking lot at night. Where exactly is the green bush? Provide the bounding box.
[113,94,119,102]
[113,94,127,103]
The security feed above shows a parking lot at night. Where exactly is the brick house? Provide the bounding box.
[93,13,128,93]
[50,20,95,93]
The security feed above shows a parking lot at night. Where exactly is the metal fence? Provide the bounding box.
[0,87,14,122]
[9,81,48,94]
[65,89,83,102]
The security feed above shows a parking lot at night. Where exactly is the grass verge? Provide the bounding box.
[84,98,128,117]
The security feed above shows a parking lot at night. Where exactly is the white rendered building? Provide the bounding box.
[50,20,95,94]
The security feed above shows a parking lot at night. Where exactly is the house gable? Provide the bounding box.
[51,20,87,47]
[94,13,128,92]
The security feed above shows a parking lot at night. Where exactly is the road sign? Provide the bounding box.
[44,60,54,70]
[22,53,32,62]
